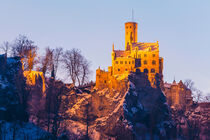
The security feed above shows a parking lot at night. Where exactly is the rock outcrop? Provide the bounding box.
[59,72,175,139]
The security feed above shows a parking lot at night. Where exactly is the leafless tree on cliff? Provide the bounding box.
[184,79,204,103]
[40,47,53,76]
[184,79,195,91]
[0,41,10,57]
[53,47,63,78]
[194,89,203,103]
[11,35,37,71]
[62,48,91,86]
[40,47,63,79]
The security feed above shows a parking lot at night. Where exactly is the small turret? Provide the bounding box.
[111,43,116,60]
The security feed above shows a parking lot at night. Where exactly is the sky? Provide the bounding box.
[0,0,209,95]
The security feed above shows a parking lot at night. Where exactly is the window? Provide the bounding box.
[144,54,147,57]
[129,61,131,64]
[138,54,141,58]
[118,69,120,71]
[125,68,127,71]
[144,68,148,73]
[125,61,127,64]
[115,61,118,64]
[104,80,106,83]
[152,60,156,65]
[151,69,155,73]
[132,61,134,64]
[144,60,147,65]
[130,26,131,28]
[153,54,155,57]
[120,61,123,64]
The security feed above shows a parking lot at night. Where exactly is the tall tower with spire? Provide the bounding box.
[125,22,138,50]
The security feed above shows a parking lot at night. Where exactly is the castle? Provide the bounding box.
[95,20,193,108]
[164,80,193,108]
[96,21,163,89]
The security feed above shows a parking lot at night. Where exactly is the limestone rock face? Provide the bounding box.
[60,72,175,139]
[123,72,175,139]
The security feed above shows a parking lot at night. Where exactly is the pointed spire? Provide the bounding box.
[132,9,134,21]
[112,43,114,51]
[173,76,176,84]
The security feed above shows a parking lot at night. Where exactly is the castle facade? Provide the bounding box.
[96,21,163,89]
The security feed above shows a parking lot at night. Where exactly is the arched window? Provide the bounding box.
[152,60,156,65]
[144,60,147,65]
[144,68,148,73]
[136,68,141,73]
[151,68,155,73]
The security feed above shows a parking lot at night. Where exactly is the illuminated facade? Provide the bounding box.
[96,21,163,89]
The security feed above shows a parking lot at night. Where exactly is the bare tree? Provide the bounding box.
[204,93,210,102]
[193,89,203,103]
[0,41,10,57]
[11,35,37,71]
[80,59,91,86]
[62,48,91,86]
[40,47,63,79]
[53,47,63,78]
[40,47,53,76]
[184,79,195,91]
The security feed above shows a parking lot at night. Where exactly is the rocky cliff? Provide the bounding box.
[58,72,175,140]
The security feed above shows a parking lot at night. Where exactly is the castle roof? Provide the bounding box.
[132,42,159,51]
[114,50,130,57]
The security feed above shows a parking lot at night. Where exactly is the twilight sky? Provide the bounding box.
[0,0,209,95]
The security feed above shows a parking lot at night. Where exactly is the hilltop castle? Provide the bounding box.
[96,21,163,89]
[95,20,193,108]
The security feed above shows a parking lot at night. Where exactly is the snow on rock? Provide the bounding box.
[58,72,175,139]
[0,121,52,140]
[123,72,175,139]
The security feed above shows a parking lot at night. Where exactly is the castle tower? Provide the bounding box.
[125,22,138,50]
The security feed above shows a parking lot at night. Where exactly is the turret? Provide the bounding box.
[125,22,138,50]
[111,43,116,60]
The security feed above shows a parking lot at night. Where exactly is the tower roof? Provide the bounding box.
[125,21,138,24]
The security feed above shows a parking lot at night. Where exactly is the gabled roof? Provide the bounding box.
[132,42,159,51]
[114,50,130,57]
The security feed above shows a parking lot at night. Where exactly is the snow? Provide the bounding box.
[131,107,138,114]
[0,107,6,111]
[0,121,51,140]
[0,75,9,89]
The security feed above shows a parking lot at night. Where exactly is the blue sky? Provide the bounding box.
[0,0,209,95]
